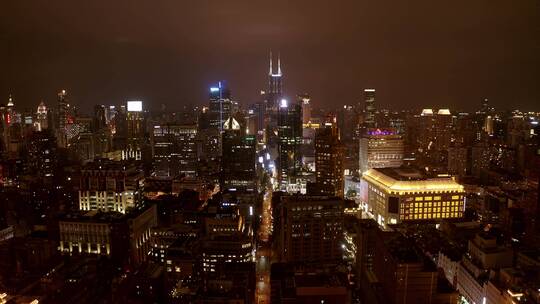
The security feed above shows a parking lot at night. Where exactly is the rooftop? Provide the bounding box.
[362,167,464,194]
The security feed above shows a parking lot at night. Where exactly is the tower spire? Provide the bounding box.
[277,52,282,76]
[269,51,273,76]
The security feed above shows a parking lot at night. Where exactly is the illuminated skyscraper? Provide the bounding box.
[208,82,234,132]
[126,100,145,159]
[299,93,311,124]
[267,52,283,110]
[56,89,73,147]
[36,101,48,131]
[277,99,302,190]
[364,89,376,128]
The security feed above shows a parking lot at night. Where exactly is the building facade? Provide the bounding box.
[79,160,143,213]
[362,167,465,227]
[359,128,404,174]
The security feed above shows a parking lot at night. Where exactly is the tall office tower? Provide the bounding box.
[359,128,404,174]
[267,52,283,110]
[221,116,257,192]
[93,104,107,131]
[277,99,303,191]
[277,195,344,263]
[126,100,144,159]
[0,96,13,153]
[208,82,233,132]
[56,89,70,130]
[337,105,357,142]
[35,101,48,131]
[434,109,453,151]
[298,93,311,124]
[314,118,345,197]
[447,144,468,177]
[3,95,23,154]
[364,88,376,128]
[78,159,143,213]
[56,89,73,148]
[26,129,57,182]
[249,101,265,134]
[151,123,198,177]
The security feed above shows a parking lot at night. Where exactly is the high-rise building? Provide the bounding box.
[26,129,57,182]
[208,82,234,132]
[299,93,311,124]
[359,128,404,174]
[277,195,344,263]
[221,117,257,192]
[36,101,48,131]
[314,119,345,197]
[364,89,376,128]
[56,89,72,148]
[151,123,198,177]
[56,89,71,130]
[78,159,143,213]
[434,109,453,151]
[267,52,283,110]
[361,167,465,227]
[93,104,107,131]
[277,99,302,191]
[447,145,468,177]
[126,100,145,159]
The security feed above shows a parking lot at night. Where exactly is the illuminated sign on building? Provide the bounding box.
[127,101,143,112]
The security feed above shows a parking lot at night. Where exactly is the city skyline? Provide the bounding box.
[1,1,539,112]
[1,2,540,304]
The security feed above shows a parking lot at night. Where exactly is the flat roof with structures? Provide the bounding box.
[362,167,464,194]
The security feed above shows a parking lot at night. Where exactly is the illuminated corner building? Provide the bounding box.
[78,159,143,213]
[208,82,234,132]
[277,99,303,191]
[277,195,344,263]
[151,123,198,177]
[200,234,253,273]
[313,120,345,197]
[221,116,257,192]
[359,128,404,174]
[364,89,376,128]
[361,167,465,227]
[126,100,145,160]
[58,204,157,266]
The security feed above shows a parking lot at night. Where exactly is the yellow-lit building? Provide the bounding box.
[361,167,465,227]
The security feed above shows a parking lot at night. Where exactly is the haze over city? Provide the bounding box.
[1,0,539,112]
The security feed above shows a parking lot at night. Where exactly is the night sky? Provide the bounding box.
[1,0,539,113]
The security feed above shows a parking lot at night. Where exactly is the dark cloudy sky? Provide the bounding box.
[1,0,539,113]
